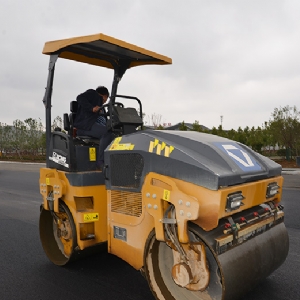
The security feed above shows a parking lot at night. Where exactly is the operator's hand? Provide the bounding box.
[92,106,100,113]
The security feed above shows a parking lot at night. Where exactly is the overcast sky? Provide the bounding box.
[1,0,299,130]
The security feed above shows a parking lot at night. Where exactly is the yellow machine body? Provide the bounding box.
[39,32,289,300]
[40,168,108,248]
[39,166,285,269]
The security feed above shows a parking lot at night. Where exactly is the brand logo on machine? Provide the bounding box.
[222,144,254,167]
[49,151,69,168]
[214,143,262,172]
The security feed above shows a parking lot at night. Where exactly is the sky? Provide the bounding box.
[1,0,300,130]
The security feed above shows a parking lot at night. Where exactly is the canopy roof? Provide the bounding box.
[43,33,172,69]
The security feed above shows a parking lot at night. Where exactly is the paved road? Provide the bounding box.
[0,162,299,300]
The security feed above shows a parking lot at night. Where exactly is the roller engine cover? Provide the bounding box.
[104,130,281,191]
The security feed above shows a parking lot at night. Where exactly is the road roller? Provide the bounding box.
[39,33,289,300]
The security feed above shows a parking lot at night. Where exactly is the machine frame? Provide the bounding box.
[42,32,172,166]
[39,32,289,300]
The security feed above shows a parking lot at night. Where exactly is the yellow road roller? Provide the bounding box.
[39,33,289,300]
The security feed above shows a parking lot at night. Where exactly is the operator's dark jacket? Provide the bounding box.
[73,89,104,130]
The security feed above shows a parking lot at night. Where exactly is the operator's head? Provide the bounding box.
[96,86,109,103]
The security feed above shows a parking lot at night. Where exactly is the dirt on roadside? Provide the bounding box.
[274,159,299,169]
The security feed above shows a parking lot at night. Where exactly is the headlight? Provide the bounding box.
[266,182,280,198]
[226,192,244,212]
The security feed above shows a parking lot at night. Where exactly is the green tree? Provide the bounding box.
[11,120,27,158]
[0,123,13,155]
[235,126,247,144]
[226,129,237,141]
[40,132,46,155]
[210,125,229,138]
[217,125,227,137]
[156,125,165,130]
[210,126,218,135]
[247,126,263,153]
[260,122,277,156]
[24,118,44,155]
[192,120,202,132]
[269,105,300,157]
[179,121,188,131]
[0,123,3,155]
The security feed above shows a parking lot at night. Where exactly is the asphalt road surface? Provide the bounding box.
[0,162,299,300]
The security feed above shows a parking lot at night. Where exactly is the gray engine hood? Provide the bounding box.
[105,130,281,191]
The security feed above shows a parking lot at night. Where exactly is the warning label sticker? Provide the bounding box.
[163,189,170,201]
[109,143,134,151]
[89,147,96,161]
[83,213,99,222]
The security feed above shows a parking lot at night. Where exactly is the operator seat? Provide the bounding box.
[56,101,100,172]
[64,101,99,145]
